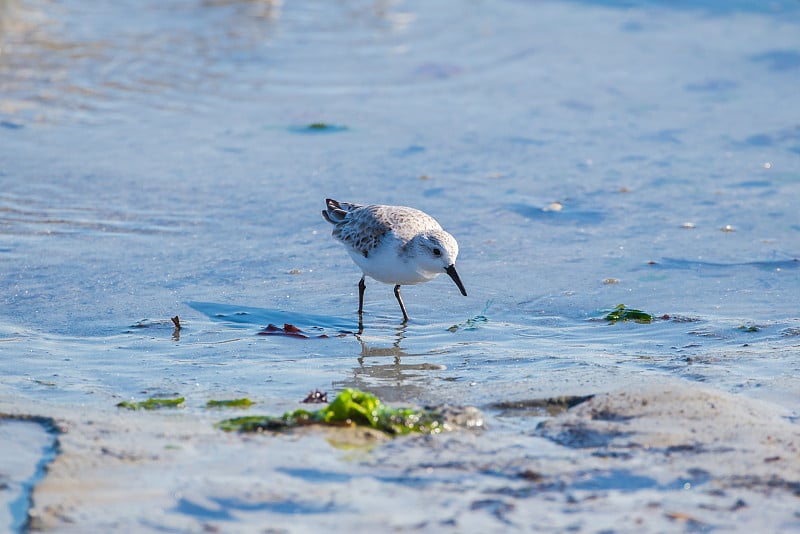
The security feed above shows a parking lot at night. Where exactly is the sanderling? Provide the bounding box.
[322,198,467,322]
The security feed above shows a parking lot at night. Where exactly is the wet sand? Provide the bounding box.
[0,377,796,532]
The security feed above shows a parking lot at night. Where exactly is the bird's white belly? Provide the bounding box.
[348,246,439,286]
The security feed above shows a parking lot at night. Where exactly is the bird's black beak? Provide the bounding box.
[445,264,467,296]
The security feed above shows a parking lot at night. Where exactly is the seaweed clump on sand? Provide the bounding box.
[206,398,255,409]
[116,397,185,410]
[216,388,463,436]
[604,304,654,324]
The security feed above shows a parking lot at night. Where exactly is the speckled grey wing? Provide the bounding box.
[331,206,390,258]
[323,200,389,258]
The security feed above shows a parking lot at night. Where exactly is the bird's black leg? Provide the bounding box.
[358,276,366,317]
[394,284,409,323]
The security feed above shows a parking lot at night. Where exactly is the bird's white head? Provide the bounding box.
[411,230,467,296]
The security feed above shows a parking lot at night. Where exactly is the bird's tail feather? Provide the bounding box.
[323,198,359,225]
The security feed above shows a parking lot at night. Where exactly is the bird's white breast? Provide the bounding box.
[348,242,439,286]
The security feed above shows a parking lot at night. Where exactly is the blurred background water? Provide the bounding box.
[1,0,799,531]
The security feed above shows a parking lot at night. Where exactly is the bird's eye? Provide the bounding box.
[432,248,442,257]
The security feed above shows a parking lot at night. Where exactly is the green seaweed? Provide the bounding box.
[604,304,654,324]
[216,388,444,435]
[116,397,185,410]
[448,301,492,332]
[738,325,760,332]
[289,123,348,134]
[206,398,255,408]
[448,314,488,332]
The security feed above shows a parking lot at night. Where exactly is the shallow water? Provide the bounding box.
[0,418,56,532]
[1,0,799,531]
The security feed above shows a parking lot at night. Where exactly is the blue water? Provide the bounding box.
[0,418,58,532]
[1,0,799,531]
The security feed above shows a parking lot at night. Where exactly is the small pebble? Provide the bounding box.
[542,202,563,212]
